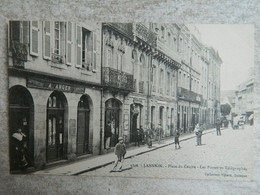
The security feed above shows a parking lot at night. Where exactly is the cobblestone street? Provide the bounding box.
[82,125,254,181]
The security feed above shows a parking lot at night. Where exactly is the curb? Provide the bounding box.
[73,129,215,175]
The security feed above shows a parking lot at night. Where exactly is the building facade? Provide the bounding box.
[8,21,221,172]
[232,76,254,123]
[8,21,102,171]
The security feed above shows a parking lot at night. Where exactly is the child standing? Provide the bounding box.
[111,137,126,172]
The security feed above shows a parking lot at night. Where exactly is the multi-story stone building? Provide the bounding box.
[8,21,102,171]
[101,23,181,147]
[8,21,221,172]
[206,47,222,127]
[176,25,222,132]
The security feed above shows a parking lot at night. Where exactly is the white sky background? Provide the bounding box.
[191,24,254,91]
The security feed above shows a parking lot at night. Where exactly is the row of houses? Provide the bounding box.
[221,69,254,124]
[8,21,221,171]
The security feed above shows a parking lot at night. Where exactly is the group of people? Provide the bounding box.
[135,123,165,148]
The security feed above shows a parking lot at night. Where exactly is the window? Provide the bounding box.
[161,26,165,39]
[173,36,177,50]
[167,72,170,95]
[107,49,112,67]
[82,28,92,70]
[43,21,65,63]
[54,22,60,55]
[139,54,145,80]
[168,32,171,45]
[179,37,183,52]
[117,53,123,71]
[76,25,97,71]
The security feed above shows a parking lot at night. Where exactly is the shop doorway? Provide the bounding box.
[130,104,142,142]
[9,86,34,171]
[46,91,67,162]
[104,99,121,148]
[77,95,90,156]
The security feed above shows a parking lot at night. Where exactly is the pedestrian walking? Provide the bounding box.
[105,121,112,150]
[111,137,126,172]
[216,120,221,136]
[194,124,202,146]
[156,123,163,144]
[140,125,145,145]
[174,130,180,149]
[145,126,153,148]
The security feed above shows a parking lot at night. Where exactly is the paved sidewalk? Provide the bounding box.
[34,128,215,176]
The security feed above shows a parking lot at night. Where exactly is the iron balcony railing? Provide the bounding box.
[102,67,134,91]
[178,87,202,104]
[11,41,28,68]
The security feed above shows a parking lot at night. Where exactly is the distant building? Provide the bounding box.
[233,76,254,123]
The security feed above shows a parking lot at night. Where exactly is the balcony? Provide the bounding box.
[102,67,134,92]
[134,24,157,47]
[178,87,202,104]
[104,23,133,40]
[11,41,28,68]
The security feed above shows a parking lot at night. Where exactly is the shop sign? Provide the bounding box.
[27,78,85,94]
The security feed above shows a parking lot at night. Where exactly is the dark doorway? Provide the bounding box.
[104,99,121,148]
[9,86,34,172]
[77,95,90,156]
[184,113,187,133]
[130,104,142,143]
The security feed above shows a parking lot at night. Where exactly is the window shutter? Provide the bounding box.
[43,21,52,60]
[76,24,82,67]
[30,21,39,56]
[66,22,73,65]
[92,31,97,71]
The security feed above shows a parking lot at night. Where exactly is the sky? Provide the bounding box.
[191,24,254,91]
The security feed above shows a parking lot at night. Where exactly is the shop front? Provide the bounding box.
[9,85,34,172]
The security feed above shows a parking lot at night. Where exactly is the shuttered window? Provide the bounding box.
[66,22,73,65]
[43,21,52,60]
[76,25,82,67]
[30,21,39,56]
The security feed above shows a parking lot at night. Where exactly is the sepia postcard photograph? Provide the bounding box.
[8,21,254,181]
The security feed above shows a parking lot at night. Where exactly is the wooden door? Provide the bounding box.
[77,109,90,155]
[47,111,64,162]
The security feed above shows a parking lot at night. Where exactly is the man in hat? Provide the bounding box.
[111,136,126,172]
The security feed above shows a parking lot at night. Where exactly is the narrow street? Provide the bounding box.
[81,125,254,181]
